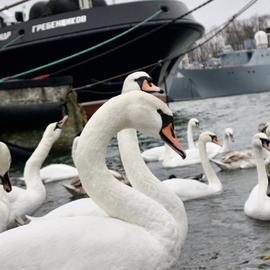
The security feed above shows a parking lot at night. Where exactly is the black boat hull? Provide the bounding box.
[0,1,204,103]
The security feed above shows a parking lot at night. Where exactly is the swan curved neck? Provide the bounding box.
[76,98,181,246]
[221,134,230,152]
[23,136,53,191]
[118,129,187,228]
[254,147,268,195]
[187,123,195,149]
[198,140,221,188]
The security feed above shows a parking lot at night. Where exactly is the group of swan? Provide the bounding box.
[1,115,68,228]
[30,72,224,221]
[141,117,200,162]
[0,88,189,270]
[211,123,270,171]
[142,113,234,168]
[161,127,234,168]
[1,71,270,269]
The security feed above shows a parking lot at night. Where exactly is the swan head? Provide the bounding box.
[259,122,270,137]
[189,118,200,128]
[0,142,12,192]
[123,91,186,159]
[224,128,234,142]
[122,71,163,94]
[252,133,270,151]
[42,115,68,142]
[199,131,220,145]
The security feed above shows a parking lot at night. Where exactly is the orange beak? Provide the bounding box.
[57,115,69,129]
[142,79,163,93]
[160,122,186,159]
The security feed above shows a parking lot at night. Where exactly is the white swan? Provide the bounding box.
[244,133,270,220]
[162,127,233,168]
[141,117,199,162]
[4,116,68,227]
[163,131,223,201]
[205,127,234,155]
[211,149,256,170]
[37,136,79,183]
[0,91,187,270]
[0,142,12,232]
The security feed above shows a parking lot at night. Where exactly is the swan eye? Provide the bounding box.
[146,77,153,87]
[134,76,149,89]
[134,76,153,90]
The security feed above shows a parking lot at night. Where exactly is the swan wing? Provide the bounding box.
[0,216,165,270]
[162,179,220,201]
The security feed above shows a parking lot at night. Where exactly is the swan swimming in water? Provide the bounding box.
[244,133,270,220]
[163,131,223,201]
[0,142,12,232]
[0,90,188,270]
[3,116,68,227]
[141,117,200,162]
[211,127,270,171]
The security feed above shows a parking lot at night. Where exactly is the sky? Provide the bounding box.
[0,0,269,30]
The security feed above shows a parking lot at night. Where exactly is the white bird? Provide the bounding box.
[141,117,199,162]
[0,91,188,270]
[205,127,234,155]
[3,116,68,227]
[210,127,270,171]
[244,133,270,220]
[163,131,223,201]
[0,142,12,232]
[211,149,256,170]
[162,127,234,168]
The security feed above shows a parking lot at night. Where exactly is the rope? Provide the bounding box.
[0,0,32,12]
[73,61,161,92]
[51,0,215,78]
[160,0,260,69]
[0,34,23,51]
[73,0,259,92]
[0,9,163,82]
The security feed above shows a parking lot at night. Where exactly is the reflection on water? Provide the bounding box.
[10,91,270,269]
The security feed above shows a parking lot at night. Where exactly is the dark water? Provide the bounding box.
[10,91,270,269]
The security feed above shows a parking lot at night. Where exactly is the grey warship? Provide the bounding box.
[170,30,270,100]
